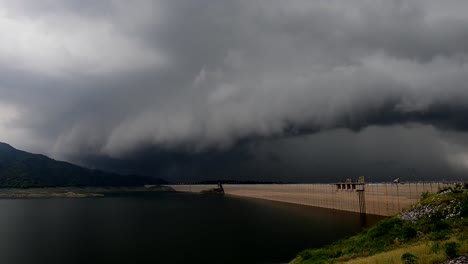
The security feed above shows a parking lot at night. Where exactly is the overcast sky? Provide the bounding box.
[1,0,468,182]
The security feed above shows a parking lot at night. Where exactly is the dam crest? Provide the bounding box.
[172,182,457,216]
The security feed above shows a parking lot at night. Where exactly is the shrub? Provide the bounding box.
[430,242,440,253]
[444,242,460,259]
[402,224,417,240]
[429,230,450,241]
[451,184,464,194]
[297,248,338,262]
[438,186,450,193]
[460,195,468,217]
[421,191,430,201]
[430,220,449,232]
[401,253,418,264]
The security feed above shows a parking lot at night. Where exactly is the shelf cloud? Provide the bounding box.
[1,0,468,181]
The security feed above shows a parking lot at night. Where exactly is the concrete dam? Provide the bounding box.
[171,182,454,216]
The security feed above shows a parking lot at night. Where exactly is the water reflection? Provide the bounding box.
[0,193,383,264]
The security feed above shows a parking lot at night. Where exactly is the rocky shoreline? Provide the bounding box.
[444,254,468,264]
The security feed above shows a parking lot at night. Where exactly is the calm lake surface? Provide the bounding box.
[0,192,383,264]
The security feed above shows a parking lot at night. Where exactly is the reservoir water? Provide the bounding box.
[0,192,383,263]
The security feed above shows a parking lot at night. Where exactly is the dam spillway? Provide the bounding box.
[171,183,455,216]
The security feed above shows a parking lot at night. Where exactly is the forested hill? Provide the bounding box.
[0,142,167,188]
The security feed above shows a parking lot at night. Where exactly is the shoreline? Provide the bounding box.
[0,185,175,199]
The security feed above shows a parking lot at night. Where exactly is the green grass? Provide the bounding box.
[291,184,468,264]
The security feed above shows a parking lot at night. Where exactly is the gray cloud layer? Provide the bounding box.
[1,0,468,181]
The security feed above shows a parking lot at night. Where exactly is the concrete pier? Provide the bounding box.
[171,183,454,216]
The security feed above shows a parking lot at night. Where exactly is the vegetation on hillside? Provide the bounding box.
[0,142,167,188]
[291,183,468,264]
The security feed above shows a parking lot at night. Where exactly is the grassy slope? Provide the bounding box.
[291,184,468,264]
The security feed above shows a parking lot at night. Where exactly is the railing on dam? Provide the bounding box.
[171,182,456,216]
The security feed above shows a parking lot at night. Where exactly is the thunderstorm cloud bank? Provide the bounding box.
[1,0,468,182]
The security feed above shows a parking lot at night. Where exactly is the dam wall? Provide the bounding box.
[171,183,455,216]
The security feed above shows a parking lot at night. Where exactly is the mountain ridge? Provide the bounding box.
[0,142,167,188]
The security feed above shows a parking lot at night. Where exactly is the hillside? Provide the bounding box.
[291,184,468,264]
[0,142,167,188]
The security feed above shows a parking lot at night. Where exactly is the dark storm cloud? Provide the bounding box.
[1,0,468,181]
[78,125,467,183]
